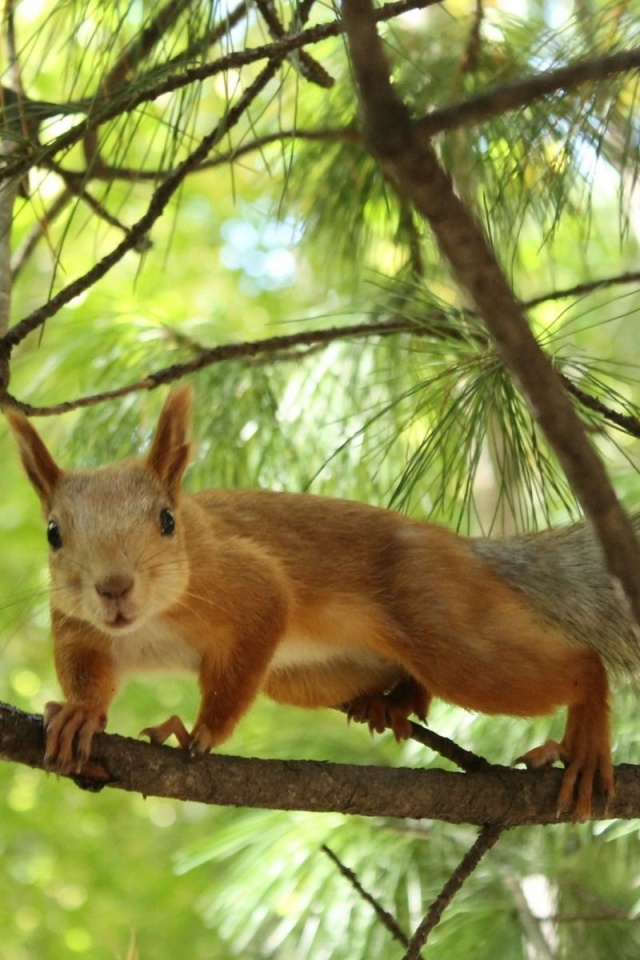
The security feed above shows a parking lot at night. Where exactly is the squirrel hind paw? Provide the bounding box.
[344,678,429,742]
[514,739,567,770]
[514,738,615,821]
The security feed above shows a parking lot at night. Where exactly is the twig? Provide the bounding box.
[253,0,334,87]
[321,845,421,956]
[0,0,22,385]
[0,318,419,413]
[49,126,360,183]
[460,0,484,74]
[402,825,504,958]
[561,375,640,440]
[527,270,640,308]
[4,302,640,448]
[404,719,492,773]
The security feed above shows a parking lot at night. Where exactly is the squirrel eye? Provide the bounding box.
[47,520,63,550]
[159,508,175,537]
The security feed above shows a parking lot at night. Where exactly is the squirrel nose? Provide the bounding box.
[95,574,134,600]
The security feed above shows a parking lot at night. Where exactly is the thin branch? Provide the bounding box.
[341,0,640,622]
[340,706,492,773]
[0,318,418,414]
[0,0,440,186]
[459,0,484,74]
[321,845,421,955]
[561,375,640,439]
[2,702,639,825]
[0,0,22,387]
[402,825,504,959]
[527,270,640,309]
[417,46,640,137]
[48,126,360,184]
[4,301,640,449]
[253,0,334,87]
[0,56,286,364]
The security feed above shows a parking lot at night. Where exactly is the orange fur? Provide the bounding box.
[6,388,622,818]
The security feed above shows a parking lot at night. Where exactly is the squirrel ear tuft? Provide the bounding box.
[6,410,62,506]
[146,386,194,496]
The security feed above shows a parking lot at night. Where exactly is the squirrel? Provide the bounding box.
[6,385,640,820]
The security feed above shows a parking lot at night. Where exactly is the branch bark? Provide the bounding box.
[340,0,640,624]
[2,703,640,826]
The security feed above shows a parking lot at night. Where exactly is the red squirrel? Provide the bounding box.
[7,386,639,819]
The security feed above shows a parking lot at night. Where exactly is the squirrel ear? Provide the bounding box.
[6,410,62,506]
[146,386,193,496]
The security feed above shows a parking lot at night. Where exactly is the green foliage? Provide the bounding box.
[4,0,640,958]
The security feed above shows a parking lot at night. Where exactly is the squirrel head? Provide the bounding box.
[7,387,194,636]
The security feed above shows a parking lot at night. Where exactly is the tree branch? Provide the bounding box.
[403,825,503,958]
[322,845,421,955]
[341,0,640,623]
[0,56,286,359]
[417,46,640,137]
[0,0,440,187]
[2,703,640,826]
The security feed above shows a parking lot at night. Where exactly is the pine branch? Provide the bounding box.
[0,56,286,363]
[4,306,640,448]
[341,707,492,773]
[417,46,640,137]
[2,702,640,825]
[0,318,418,413]
[0,0,440,186]
[56,126,359,183]
[341,0,640,623]
[82,0,195,176]
[403,825,503,959]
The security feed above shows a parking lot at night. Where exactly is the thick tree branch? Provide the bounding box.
[2,703,640,825]
[341,0,640,624]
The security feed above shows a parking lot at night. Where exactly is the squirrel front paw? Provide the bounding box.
[43,700,107,774]
[140,715,216,754]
